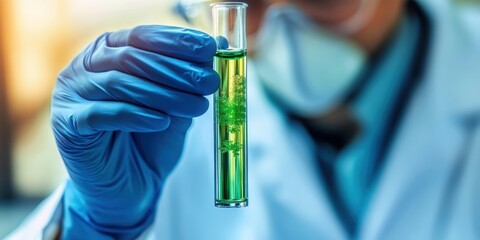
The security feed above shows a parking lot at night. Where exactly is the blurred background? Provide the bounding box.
[0,0,478,238]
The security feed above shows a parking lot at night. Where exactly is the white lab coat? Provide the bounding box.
[6,1,480,239]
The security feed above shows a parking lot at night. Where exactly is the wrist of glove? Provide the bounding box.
[62,180,158,240]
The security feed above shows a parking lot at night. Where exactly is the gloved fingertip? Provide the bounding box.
[197,97,211,117]
[151,114,172,131]
[197,33,217,59]
[121,109,172,132]
[167,116,193,133]
[174,30,216,62]
[186,96,210,118]
[105,29,130,47]
[198,68,220,95]
[215,36,229,50]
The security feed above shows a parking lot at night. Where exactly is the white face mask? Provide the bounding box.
[252,4,367,116]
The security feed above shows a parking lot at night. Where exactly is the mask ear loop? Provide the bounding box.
[333,0,380,35]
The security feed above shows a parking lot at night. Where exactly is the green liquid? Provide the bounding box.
[214,49,248,207]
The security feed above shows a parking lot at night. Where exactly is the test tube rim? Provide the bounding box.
[210,2,248,9]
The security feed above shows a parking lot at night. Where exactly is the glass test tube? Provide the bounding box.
[212,2,248,208]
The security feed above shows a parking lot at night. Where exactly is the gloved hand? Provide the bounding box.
[51,25,218,239]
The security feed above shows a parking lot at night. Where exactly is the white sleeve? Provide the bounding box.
[4,181,65,240]
[4,180,156,240]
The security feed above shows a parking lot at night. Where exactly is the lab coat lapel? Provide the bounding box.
[247,61,348,240]
[358,2,480,239]
[357,73,465,240]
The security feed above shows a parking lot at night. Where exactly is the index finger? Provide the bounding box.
[106,25,216,63]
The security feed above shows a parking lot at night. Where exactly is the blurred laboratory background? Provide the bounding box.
[0,0,478,238]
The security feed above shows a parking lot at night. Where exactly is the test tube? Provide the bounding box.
[212,2,248,208]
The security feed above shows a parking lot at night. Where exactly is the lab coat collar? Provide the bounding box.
[358,1,480,239]
[418,0,480,125]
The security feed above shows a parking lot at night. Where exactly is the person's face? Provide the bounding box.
[238,0,365,36]
[238,0,404,53]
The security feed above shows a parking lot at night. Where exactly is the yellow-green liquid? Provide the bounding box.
[214,49,248,207]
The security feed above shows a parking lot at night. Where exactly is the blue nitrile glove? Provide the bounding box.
[51,25,219,239]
